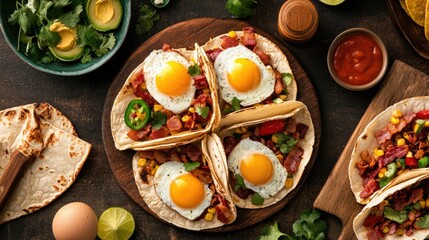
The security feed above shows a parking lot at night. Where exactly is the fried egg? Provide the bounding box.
[154,161,212,220]
[143,50,196,114]
[214,45,275,107]
[228,138,287,198]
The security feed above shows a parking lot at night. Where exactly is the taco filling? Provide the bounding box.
[135,143,234,224]
[362,178,429,239]
[223,118,309,206]
[204,27,295,115]
[126,44,213,141]
[355,109,429,200]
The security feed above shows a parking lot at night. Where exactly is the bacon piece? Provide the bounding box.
[166,115,182,131]
[221,35,239,49]
[215,195,234,223]
[205,48,223,62]
[363,214,384,228]
[242,27,257,50]
[375,112,416,144]
[283,146,303,173]
[182,144,202,162]
[162,43,171,51]
[375,127,392,145]
[366,229,385,240]
[149,126,169,140]
[360,179,380,199]
[193,75,209,89]
[285,118,297,133]
[253,46,270,65]
[378,145,408,168]
[138,151,155,160]
[296,123,309,139]
[131,74,156,107]
[223,136,239,157]
[274,78,284,94]
[153,151,169,164]
[193,93,210,107]
[191,168,212,184]
[127,124,152,141]
[393,188,424,211]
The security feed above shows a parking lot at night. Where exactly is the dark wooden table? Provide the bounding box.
[0,0,428,239]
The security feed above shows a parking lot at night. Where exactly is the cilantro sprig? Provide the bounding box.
[151,111,167,130]
[136,4,160,36]
[184,162,200,172]
[274,133,298,154]
[226,0,258,18]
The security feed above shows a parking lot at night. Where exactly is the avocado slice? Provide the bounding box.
[86,0,123,32]
[49,46,84,62]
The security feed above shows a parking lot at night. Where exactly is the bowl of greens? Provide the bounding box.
[0,0,130,76]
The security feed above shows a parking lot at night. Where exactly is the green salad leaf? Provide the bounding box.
[384,207,408,224]
[184,162,200,172]
[416,214,429,229]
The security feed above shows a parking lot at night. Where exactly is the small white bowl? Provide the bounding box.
[327,28,388,91]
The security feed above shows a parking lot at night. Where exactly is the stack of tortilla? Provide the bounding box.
[0,103,91,224]
[400,0,429,40]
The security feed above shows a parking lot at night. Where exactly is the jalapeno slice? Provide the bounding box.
[124,99,151,130]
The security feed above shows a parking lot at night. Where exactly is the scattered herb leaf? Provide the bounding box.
[231,97,241,110]
[188,64,201,76]
[234,174,246,191]
[275,133,298,154]
[251,193,264,205]
[258,221,287,240]
[151,111,167,130]
[196,106,209,118]
[136,4,160,36]
[226,0,257,18]
[184,162,200,172]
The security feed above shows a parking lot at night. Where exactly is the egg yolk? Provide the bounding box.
[240,153,273,186]
[227,58,261,92]
[156,61,191,96]
[170,173,205,209]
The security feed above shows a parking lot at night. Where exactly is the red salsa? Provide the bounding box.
[333,33,383,86]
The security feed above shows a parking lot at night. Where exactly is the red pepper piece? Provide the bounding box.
[259,120,285,136]
[416,110,429,119]
[405,157,419,168]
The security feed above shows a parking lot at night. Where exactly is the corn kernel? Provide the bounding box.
[153,104,163,112]
[378,167,387,178]
[382,226,390,234]
[228,31,237,38]
[207,207,216,214]
[382,200,389,206]
[138,158,147,167]
[140,82,147,90]
[204,212,213,221]
[396,138,405,146]
[285,178,293,188]
[396,229,404,236]
[182,115,191,122]
[403,132,409,140]
[149,160,156,168]
[392,109,402,118]
[407,151,413,158]
[150,168,157,175]
[375,149,384,157]
[276,154,283,161]
[419,200,426,209]
[425,121,429,127]
[272,134,279,143]
[426,199,429,209]
[234,127,247,134]
[414,123,420,133]
[188,107,195,113]
[203,88,210,94]
[391,116,400,125]
[279,95,287,101]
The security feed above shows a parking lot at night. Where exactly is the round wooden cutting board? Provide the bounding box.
[102,18,321,232]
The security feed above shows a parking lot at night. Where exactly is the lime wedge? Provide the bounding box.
[98,207,135,240]
[319,0,345,6]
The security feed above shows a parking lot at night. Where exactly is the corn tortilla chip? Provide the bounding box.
[425,0,429,40]
[405,0,426,26]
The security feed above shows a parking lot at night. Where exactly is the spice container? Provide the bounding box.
[277,0,319,43]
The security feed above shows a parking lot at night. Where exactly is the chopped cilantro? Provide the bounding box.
[416,214,429,229]
[275,133,298,154]
[58,4,82,27]
[151,111,167,130]
[184,162,200,172]
[136,4,160,36]
[188,64,201,76]
[226,0,257,18]
[384,207,407,224]
[251,193,264,205]
[231,97,241,111]
[95,33,116,57]
[196,106,209,118]
[234,174,246,191]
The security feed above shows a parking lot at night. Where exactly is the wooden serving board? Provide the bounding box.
[314,60,429,239]
[102,18,321,231]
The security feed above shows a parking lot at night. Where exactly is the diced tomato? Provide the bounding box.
[127,130,140,141]
[416,110,429,119]
[149,126,169,139]
[259,120,285,136]
[363,214,383,228]
[405,157,419,168]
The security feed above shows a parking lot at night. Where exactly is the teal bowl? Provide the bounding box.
[0,0,130,76]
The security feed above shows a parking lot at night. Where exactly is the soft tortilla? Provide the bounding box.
[349,96,429,204]
[0,104,91,224]
[202,30,298,120]
[132,139,237,230]
[213,101,314,209]
[353,170,429,240]
[111,44,220,150]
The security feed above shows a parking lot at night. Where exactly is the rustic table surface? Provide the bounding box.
[1,0,428,239]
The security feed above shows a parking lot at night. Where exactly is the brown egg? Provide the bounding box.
[52,202,98,240]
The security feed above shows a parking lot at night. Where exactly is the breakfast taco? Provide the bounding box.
[131,137,236,230]
[207,101,314,208]
[111,43,220,151]
[349,96,429,204]
[202,26,297,126]
[353,171,429,240]
[0,103,91,223]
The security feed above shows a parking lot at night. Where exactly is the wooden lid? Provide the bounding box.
[278,0,319,43]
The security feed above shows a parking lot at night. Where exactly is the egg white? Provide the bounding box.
[154,161,212,220]
[214,45,275,107]
[143,50,196,114]
[228,138,287,198]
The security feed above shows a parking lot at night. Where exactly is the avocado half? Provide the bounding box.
[49,46,84,62]
[86,0,123,32]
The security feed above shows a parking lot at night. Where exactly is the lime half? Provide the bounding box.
[319,0,345,6]
[98,207,135,240]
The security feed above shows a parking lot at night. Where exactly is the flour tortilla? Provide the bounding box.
[202,29,297,120]
[111,44,220,151]
[132,139,237,230]
[353,171,429,240]
[349,96,429,204]
[212,101,314,209]
[0,104,91,224]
